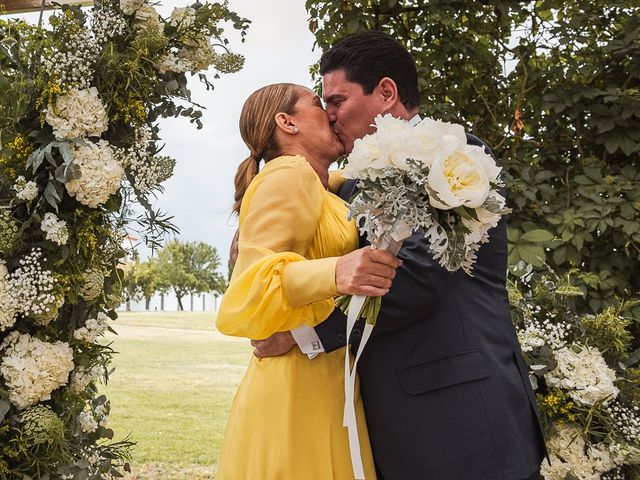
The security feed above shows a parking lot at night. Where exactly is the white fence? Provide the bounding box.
[116,291,222,312]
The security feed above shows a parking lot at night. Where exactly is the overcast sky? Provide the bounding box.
[14,0,320,275]
[148,0,320,272]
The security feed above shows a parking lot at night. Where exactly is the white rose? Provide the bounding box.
[427,143,501,210]
[411,117,467,168]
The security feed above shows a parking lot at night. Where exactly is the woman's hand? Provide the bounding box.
[335,246,401,297]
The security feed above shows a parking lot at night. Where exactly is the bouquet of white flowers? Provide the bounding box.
[340,114,510,479]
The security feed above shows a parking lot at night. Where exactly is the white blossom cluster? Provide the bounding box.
[4,248,59,323]
[70,364,102,393]
[79,410,98,433]
[79,400,109,433]
[74,312,110,344]
[0,331,74,409]
[118,128,176,192]
[0,261,17,332]
[41,212,69,245]
[65,140,124,208]
[517,316,571,352]
[541,424,616,480]
[43,25,100,90]
[45,87,109,140]
[344,114,509,274]
[91,6,127,46]
[13,176,39,201]
[544,345,619,406]
[605,401,640,445]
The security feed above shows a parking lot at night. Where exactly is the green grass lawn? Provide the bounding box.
[101,311,252,479]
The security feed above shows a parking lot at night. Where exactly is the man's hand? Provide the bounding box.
[336,246,402,296]
[251,331,296,358]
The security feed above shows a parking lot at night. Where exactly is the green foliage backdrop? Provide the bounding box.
[306,0,640,318]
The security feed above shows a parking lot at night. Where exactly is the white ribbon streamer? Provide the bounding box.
[343,222,411,479]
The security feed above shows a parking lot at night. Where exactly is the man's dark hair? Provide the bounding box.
[319,31,420,110]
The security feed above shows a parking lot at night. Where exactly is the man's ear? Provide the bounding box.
[375,77,400,113]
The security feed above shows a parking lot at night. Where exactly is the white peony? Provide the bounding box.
[545,344,619,406]
[41,212,69,245]
[0,332,74,409]
[427,143,502,210]
[542,424,616,480]
[14,176,39,201]
[119,0,144,15]
[65,140,124,208]
[45,88,109,140]
[410,116,467,168]
[343,114,421,179]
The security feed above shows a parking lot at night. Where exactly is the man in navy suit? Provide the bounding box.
[251,31,546,480]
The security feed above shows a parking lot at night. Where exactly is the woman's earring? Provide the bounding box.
[291,127,299,134]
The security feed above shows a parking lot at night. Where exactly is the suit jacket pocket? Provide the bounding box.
[398,350,490,395]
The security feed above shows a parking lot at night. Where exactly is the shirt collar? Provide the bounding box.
[408,114,422,126]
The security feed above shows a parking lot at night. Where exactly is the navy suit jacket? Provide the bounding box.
[315,134,547,480]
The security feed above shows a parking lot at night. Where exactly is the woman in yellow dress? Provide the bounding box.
[215,83,400,479]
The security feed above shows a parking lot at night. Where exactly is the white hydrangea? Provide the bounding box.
[74,312,110,344]
[0,261,17,332]
[545,345,619,406]
[119,0,144,15]
[45,87,109,140]
[14,176,39,202]
[155,51,192,74]
[0,331,74,409]
[41,212,69,245]
[134,3,163,33]
[542,424,616,480]
[609,442,640,465]
[169,6,196,27]
[65,140,124,208]
[70,364,102,393]
[79,410,98,433]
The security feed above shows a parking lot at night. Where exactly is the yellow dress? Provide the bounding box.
[216,156,376,480]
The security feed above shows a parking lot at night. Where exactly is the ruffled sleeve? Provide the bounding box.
[216,156,339,340]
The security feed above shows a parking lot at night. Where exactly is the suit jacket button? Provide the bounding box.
[352,328,361,337]
[336,333,346,343]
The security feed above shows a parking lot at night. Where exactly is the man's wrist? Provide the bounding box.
[291,324,325,359]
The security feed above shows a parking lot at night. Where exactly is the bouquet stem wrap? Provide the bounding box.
[342,222,410,480]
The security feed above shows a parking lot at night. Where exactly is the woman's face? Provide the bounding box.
[288,87,345,163]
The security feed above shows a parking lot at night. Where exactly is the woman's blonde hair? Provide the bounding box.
[233,83,300,216]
